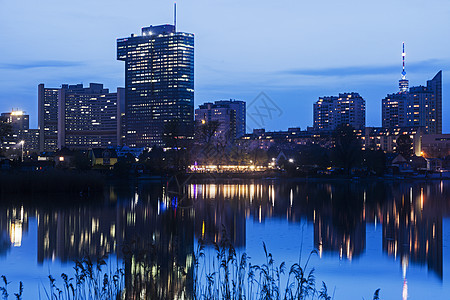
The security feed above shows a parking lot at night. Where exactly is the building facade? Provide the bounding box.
[57,83,124,149]
[38,84,60,152]
[117,24,194,147]
[382,71,442,134]
[313,92,365,131]
[362,127,423,156]
[195,99,246,142]
[1,111,39,153]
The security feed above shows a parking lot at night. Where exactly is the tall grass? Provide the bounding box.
[193,235,323,300]
[1,239,381,300]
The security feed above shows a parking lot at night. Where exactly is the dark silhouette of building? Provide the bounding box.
[117,24,194,147]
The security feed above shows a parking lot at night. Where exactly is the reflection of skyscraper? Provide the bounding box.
[314,215,365,260]
[117,24,194,147]
[33,182,195,299]
[312,185,366,260]
[37,205,119,263]
[382,186,443,277]
[122,187,194,299]
[0,206,29,255]
[192,184,246,248]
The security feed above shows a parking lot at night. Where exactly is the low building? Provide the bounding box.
[362,127,423,155]
[89,148,118,167]
[238,128,333,151]
[420,134,450,158]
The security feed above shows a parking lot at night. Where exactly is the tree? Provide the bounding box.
[396,134,413,158]
[363,149,386,176]
[163,120,192,171]
[196,120,220,145]
[74,151,92,170]
[331,125,362,176]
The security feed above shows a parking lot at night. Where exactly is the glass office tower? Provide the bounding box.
[117,25,194,147]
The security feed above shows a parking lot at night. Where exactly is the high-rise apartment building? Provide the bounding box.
[117,24,194,147]
[382,72,442,134]
[195,100,246,141]
[382,44,442,134]
[38,84,59,152]
[57,83,124,149]
[313,93,365,131]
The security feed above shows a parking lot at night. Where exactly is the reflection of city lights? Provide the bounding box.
[259,205,262,223]
[420,188,424,211]
[271,185,275,206]
[402,279,408,300]
[10,221,23,247]
[290,189,293,207]
[402,257,408,300]
[202,221,205,239]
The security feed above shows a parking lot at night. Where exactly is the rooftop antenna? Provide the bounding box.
[401,42,406,80]
[399,42,409,92]
[174,2,177,31]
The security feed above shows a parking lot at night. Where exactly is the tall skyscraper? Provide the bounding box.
[57,83,124,149]
[313,93,365,131]
[117,24,194,147]
[38,84,59,152]
[195,99,246,141]
[381,45,442,134]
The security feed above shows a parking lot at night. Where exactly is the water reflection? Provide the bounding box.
[0,180,448,297]
[188,180,448,279]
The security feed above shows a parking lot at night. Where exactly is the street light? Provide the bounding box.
[19,140,24,162]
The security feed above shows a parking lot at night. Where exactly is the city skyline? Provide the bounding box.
[0,0,449,132]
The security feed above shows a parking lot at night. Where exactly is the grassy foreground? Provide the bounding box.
[1,238,381,300]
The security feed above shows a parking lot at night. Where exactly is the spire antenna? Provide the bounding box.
[174,2,177,31]
[402,42,406,79]
[399,42,409,92]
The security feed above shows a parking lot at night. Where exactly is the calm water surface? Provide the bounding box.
[0,179,449,299]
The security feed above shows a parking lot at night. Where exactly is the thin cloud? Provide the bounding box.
[281,59,446,77]
[0,60,85,70]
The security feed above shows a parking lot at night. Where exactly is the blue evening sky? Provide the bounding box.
[0,0,449,132]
